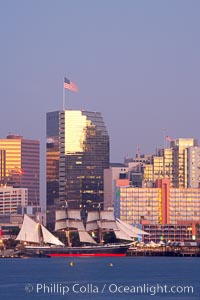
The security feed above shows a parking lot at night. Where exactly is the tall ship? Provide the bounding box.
[16,209,148,257]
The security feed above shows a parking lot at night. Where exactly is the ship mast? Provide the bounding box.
[97,203,103,244]
[38,222,44,246]
[65,201,72,247]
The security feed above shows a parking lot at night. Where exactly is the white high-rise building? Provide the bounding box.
[0,186,28,214]
[187,146,200,188]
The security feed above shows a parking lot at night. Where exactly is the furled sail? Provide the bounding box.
[41,225,64,246]
[16,215,40,244]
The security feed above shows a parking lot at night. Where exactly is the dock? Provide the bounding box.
[127,246,200,257]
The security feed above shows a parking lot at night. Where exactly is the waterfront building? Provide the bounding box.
[0,135,40,205]
[115,179,200,226]
[142,222,200,243]
[170,188,200,223]
[46,110,109,229]
[116,185,162,224]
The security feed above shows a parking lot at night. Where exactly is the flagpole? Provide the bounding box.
[63,77,78,110]
[62,80,65,110]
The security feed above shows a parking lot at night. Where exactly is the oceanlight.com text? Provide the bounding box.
[25,282,194,296]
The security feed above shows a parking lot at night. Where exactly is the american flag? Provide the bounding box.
[64,77,78,92]
[165,136,171,142]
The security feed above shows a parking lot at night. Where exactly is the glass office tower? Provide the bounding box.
[46,110,109,229]
[0,134,40,206]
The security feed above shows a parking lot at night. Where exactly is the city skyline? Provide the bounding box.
[1,123,200,211]
[1,1,200,163]
[1,2,200,295]
[1,1,200,210]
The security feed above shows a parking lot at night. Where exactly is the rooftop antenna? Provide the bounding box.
[162,128,167,149]
[136,146,141,158]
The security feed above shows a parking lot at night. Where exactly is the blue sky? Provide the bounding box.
[1,0,200,162]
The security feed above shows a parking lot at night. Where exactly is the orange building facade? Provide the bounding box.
[115,178,200,241]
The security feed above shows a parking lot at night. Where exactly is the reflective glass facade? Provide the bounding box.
[46,110,109,229]
[0,135,40,206]
[0,150,6,185]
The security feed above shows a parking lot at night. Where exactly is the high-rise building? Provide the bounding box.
[159,148,173,183]
[0,150,6,185]
[0,186,28,214]
[125,138,200,188]
[171,138,198,187]
[46,110,109,229]
[0,134,40,206]
[187,146,200,188]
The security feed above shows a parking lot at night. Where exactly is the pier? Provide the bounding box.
[127,246,200,257]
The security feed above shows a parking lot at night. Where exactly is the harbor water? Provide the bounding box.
[0,257,200,300]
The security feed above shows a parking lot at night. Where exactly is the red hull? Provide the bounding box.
[48,253,126,257]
